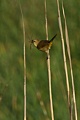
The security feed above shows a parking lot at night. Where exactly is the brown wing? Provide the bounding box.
[37,40,49,49]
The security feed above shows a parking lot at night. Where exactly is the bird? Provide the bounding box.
[30,34,57,53]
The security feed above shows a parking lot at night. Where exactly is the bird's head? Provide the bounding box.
[30,39,40,49]
[31,39,40,47]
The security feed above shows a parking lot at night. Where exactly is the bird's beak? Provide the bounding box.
[30,40,34,49]
[31,40,34,43]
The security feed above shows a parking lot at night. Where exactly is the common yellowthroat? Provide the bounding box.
[30,34,57,53]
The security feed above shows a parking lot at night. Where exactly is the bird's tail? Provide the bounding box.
[50,34,57,42]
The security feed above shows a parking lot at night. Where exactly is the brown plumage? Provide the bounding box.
[31,34,57,53]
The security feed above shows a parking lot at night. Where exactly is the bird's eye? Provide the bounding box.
[33,40,36,43]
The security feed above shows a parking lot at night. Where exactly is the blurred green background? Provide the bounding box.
[0,0,80,120]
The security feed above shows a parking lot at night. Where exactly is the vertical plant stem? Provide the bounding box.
[44,0,48,40]
[47,52,54,120]
[18,1,27,120]
[56,0,70,116]
[23,21,27,120]
[44,0,54,120]
[62,3,78,120]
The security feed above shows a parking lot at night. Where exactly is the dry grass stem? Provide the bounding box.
[44,0,54,120]
[44,0,48,40]
[56,0,71,116]
[18,1,27,120]
[62,2,78,120]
